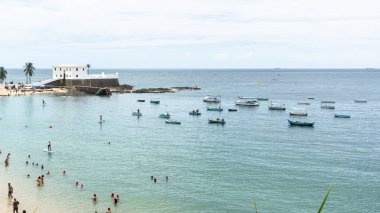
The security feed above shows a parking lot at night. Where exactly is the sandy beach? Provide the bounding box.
[0,88,68,97]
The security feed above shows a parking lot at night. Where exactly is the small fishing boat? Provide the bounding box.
[354,99,367,103]
[334,114,350,118]
[203,95,221,103]
[228,108,238,112]
[189,110,201,116]
[321,100,335,104]
[321,105,335,109]
[150,99,160,104]
[165,119,181,124]
[289,108,307,116]
[159,113,171,119]
[257,98,269,101]
[288,119,314,127]
[268,102,286,110]
[132,112,142,116]
[237,96,268,101]
[297,102,310,105]
[208,118,225,124]
[235,97,259,106]
[207,107,223,111]
[308,97,315,100]
[137,99,145,102]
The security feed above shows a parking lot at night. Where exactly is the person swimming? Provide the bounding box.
[48,140,52,151]
[111,193,114,198]
[76,181,79,187]
[106,207,111,213]
[92,193,97,201]
[166,176,169,182]
[63,170,66,175]
[41,165,44,170]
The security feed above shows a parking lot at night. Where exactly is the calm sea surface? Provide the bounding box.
[0,69,379,213]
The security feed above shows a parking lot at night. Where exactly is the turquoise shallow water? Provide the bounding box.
[0,69,380,212]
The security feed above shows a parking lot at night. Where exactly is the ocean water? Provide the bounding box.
[0,69,379,213]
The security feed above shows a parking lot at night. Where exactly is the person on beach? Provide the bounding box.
[8,183,13,198]
[48,140,52,151]
[106,207,111,213]
[92,193,97,202]
[36,176,41,185]
[13,198,20,213]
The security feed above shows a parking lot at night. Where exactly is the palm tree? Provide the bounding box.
[23,62,35,84]
[86,64,91,75]
[0,67,7,83]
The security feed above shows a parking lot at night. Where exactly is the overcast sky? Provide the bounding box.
[0,0,379,68]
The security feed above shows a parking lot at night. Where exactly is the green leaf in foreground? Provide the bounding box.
[318,185,332,213]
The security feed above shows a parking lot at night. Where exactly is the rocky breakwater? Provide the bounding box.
[132,86,200,93]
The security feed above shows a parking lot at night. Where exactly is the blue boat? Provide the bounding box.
[208,118,225,124]
[150,99,160,104]
[207,107,223,111]
[334,114,350,118]
[228,108,238,112]
[288,119,314,127]
[159,113,171,119]
[189,111,201,116]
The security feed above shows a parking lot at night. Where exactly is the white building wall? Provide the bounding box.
[53,65,89,80]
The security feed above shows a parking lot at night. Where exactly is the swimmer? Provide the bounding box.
[116,195,120,201]
[166,176,169,182]
[80,184,84,189]
[151,176,153,181]
[32,162,35,166]
[36,163,38,166]
[28,154,30,158]
[106,207,111,213]
[27,174,30,178]
[47,171,50,175]
[111,193,114,198]
[154,178,157,183]
[41,165,44,170]
[25,161,28,165]
[92,193,97,201]
[48,140,52,151]
[114,197,118,205]
[63,170,66,175]
[76,181,79,187]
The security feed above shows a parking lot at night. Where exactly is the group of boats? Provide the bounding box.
[131,95,367,127]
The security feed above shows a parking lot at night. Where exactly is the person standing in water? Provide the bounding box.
[13,198,20,213]
[48,140,52,151]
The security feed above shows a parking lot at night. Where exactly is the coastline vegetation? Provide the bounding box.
[0,66,7,83]
[23,62,35,84]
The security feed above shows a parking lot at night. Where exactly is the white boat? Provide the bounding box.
[289,108,307,116]
[321,105,335,109]
[235,97,259,106]
[268,102,286,110]
[203,95,221,103]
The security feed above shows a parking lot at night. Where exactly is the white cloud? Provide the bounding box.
[0,0,379,68]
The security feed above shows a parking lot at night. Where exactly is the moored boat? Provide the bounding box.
[354,99,367,103]
[137,99,145,102]
[235,97,259,106]
[228,108,238,112]
[165,119,181,124]
[268,102,286,110]
[203,95,221,103]
[257,98,269,101]
[289,108,307,116]
[207,106,223,111]
[132,112,142,116]
[208,118,225,124]
[288,119,314,127]
[159,113,171,118]
[189,110,201,116]
[334,114,350,118]
[150,99,160,104]
[297,102,310,105]
[321,100,335,104]
[321,105,335,109]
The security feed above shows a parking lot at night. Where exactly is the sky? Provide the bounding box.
[0,0,379,69]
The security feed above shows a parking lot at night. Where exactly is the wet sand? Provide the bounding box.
[0,88,68,96]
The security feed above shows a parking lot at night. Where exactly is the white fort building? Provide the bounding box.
[52,65,118,80]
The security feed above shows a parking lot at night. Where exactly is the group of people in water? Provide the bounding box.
[151,175,169,183]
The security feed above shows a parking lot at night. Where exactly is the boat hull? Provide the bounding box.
[208,119,225,124]
[189,112,201,116]
[132,112,142,116]
[288,119,314,126]
[334,114,350,118]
